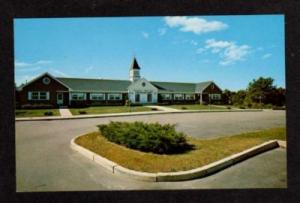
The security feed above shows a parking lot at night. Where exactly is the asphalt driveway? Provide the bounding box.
[16,110,286,191]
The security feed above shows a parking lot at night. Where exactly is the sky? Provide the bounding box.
[14,15,285,91]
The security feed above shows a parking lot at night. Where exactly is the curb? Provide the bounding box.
[16,109,263,122]
[70,135,286,182]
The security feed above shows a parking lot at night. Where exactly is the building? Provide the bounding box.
[16,58,222,108]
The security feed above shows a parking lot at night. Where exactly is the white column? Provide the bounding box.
[200,93,203,104]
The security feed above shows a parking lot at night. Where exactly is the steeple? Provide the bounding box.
[130,57,141,70]
[129,57,141,82]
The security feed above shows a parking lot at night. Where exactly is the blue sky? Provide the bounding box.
[14,15,285,91]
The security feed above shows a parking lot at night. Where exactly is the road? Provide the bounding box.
[16,110,286,191]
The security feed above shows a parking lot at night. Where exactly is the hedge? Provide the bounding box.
[97,121,192,154]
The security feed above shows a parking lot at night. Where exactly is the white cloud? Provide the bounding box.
[15,60,52,68]
[158,28,167,36]
[36,60,52,64]
[262,53,272,59]
[142,31,149,39]
[196,48,206,54]
[190,40,198,46]
[199,39,251,66]
[50,69,69,77]
[164,16,228,34]
[85,66,94,73]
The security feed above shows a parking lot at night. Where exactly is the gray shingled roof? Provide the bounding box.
[195,81,214,93]
[150,81,196,93]
[56,77,131,92]
[54,77,217,93]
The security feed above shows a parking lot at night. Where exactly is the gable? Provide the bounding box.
[202,82,222,93]
[18,73,69,92]
[128,78,158,92]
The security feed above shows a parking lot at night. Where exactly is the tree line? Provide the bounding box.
[222,77,285,108]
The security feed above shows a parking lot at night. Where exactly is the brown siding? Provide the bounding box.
[202,83,222,94]
[18,75,68,108]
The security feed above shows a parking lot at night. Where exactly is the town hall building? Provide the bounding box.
[16,58,222,108]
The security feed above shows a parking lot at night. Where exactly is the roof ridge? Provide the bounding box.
[57,77,130,82]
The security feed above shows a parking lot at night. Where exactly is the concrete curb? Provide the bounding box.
[16,109,263,122]
[71,135,285,182]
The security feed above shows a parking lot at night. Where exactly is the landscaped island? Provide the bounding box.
[75,122,286,173]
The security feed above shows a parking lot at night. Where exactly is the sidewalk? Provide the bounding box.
[59,108,73,117]
[15,108,263,121]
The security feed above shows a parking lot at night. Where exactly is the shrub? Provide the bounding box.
[151,108,158,111]
[227,106,231,110]
[21,104,54,109]
[97,121,192,154]
[272,106,286,110]
[181,107,187,110]
[239,106,245,109]
[44,111,53,116]
[79,111,87,114]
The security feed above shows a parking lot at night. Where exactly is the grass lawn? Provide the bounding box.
[15,109,60,117]
[70,106,155,115]
[166,104,227,110]
[75,127,286,173]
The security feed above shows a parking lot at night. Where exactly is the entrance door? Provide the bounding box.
[57,92,64,105]
[140,94,147,103]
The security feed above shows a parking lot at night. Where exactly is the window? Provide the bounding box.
[209,94,221,100]
[185,94,194,100]
[135,94,140,102]
[142,82,146,87]
[42,77,51,85]
[174,94,184,100]
[147,93,152,102]
[71,93,86,100]
[108,93,122,100]
[161,94,171,100]
[90,93,105,100]
[28,91,49,100]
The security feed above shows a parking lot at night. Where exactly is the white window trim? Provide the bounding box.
[174,93,184,100]
[185,94,195,100]
[90,93,105,101]
[209,94,221,100]
[28,91,50,101]
[108,93,122,100]
[161,94,171,100]
[71,92,87,101]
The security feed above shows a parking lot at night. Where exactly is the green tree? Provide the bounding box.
[222,89,234,105]
[231,90,247,105]
[247,77,275,105]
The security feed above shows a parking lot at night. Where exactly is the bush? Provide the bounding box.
[21,104,54,109]
[44,111,53,116]
[239,106,245,109]
[97,121,192,154]
[181,107,187,110]
[227,106,231,110]
[151,108,158,111]
[79,111,87,114]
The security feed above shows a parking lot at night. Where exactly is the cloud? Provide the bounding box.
[50,69,69,77]
[15,60,52,68]
[190,40,198,46]
[262,53,272,59]
[199,39,251,66]
[15,75,35,86]
[85,66,94,73]
[36,60,52,64]
[141,31,149,39]
[158,28,167,36]
[164,16,228,34]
